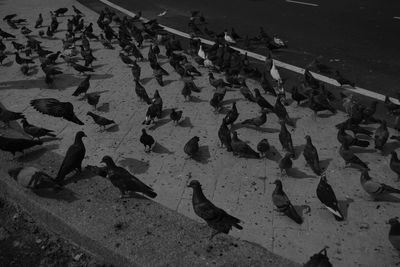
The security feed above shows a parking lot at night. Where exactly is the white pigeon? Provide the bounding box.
[224,31,236,44]
[270,60,281,82]
[204,55,214,68]
[273,36,285,47]
[158,10,167,17]
[198,44,205,59]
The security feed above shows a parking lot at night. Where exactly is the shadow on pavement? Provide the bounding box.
[118,157,150,174]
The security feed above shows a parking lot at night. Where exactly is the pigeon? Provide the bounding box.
[8,166,62,190]
[240,110,267,128]
[224,30,236,43]
[0,52,7,65]
[0,106,25,127]
[187,180,243,239]
[20,26,32,35]
[336,70,355,88]
[3,14,17,21]
[304,68,319,89]
[308,92,336,116]
[384,96,400,115]
[101,155,157,199]
[303,247,333,267]
[337,125,369,148]
[274,94,293,126]
[71,62,94,74]
[279,153,293,176]
[279,121,295,158]
[120,52,136,65]
[0,135,42,158]
[223,102,239,126]
[86,93,100,109]
[72,5,84,16]
[208,72,231,89]
[170,108,183,125]
[0,28,16,39]
[317,174,344,221]
[218,119,232,152]
[30,98,84,125]
[21,119,56,140]
[130,61,141,81]
[374,120,389,153]
[339,143,369,170]
[54,7,68,17]
[134,80,151,104]
[272,180,303,224]
[140,129,155,152]
[72,75,91,96]
[254,88,274,111]
[239,80,256,102]
[388,218,400,250]
[99,33,113,49]
[360,169,400,200]
[390,151,400,181]
[257,139,270,158]
[55,131,86,183]
[303,135,322,175]
[184,136,200,158]
[14,52,34,65]
[35,14,43,28]
[231,131,260,158]
[335,118,373,137]
[87,112,115,130]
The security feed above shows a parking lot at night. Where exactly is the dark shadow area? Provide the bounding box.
[152,142,174,154]
[350,147,376,154]
[375,194,400,203]
[319,158,332,171]
[140,77,153,84]
[120,192,153,200]
[293,144,305,160]
[118,157,150,174]
[161,79,175,86]
[337,197,354,220]
[97,102,110,112]
[192,145,211,164]
[105,124,119,132]
[221,98,241,106]
[265,145,282,163]
[294,204,311,220]
[178,116,193,128]
[231,123,279,133]
[161,108,173,119]
[148,118,171,131]
[17,144,59,163]
[92,63,108,69]
[317,112,336,118]
[382,141,400,156]
[190,96,207,103]
[287,168,314,179]
[33,187,79,203]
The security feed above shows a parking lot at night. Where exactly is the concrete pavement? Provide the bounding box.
[0,0,399,266]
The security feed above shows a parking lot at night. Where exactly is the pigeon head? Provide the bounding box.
[187,180,201,188]
[388,217,399,226]
[320,173,327,183]
[142,128,147,134]
[101,155,115,166]
[272,179,282,187]
[305,135,312,143]
[76,131,87,139]
[193,136,200,142]
[8,167,23,180]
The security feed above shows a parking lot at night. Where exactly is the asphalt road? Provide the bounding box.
[100,0,400,96]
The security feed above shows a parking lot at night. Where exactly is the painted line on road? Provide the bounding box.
[98,0,399,104]
[285,0,319,7]
[393,16,400,20]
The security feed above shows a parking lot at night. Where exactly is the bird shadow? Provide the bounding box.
[106,124,119,132]
[152,142,174,154]
[231,123,279,133]
[221,98,241,106]
[294,204,311,218]
[119,192,153,200]
[33,187,79,203]
[140,77,153,84]
[293,144,305,159]
[97,102,110,112]
[178,116,193,128]
[162,79,175,86]
[17,144,59,162]
[1,61,13,67]
[338,198,354,220]
[265,145,282,163]
[192,145,211,164]
[190,96,207,103]
[61,168,98,186]
[92,63,108,70]
[287,168,314,179]
[161,108,173,118]
[350,147,376,154]
[148,118,171,131]
[382,142,400,156]
[27,66,39,76]
[374,194,400,203]
[317,112,336,118]
[118,157,150,174]
[319,158,332,171]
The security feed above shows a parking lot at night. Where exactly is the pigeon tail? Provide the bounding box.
[143,189,157,198]
[285,204,303,224]
[382,184,400,194]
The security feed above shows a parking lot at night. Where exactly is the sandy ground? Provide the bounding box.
[0,0,399,266]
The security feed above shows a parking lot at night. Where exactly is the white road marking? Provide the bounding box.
[394,16,400,20]
[285,0,319,7]
[98,0,399,104]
